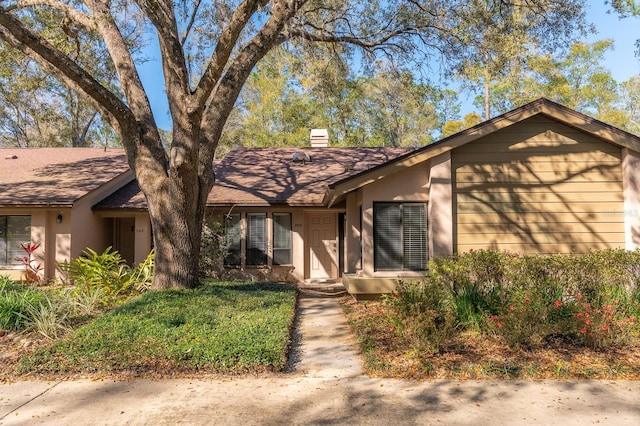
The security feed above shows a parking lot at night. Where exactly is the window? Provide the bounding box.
[374,203,427,271]
[246,213,267,265]
[273,213,292,265]
[0,216,31,265]
[224,213,241,266]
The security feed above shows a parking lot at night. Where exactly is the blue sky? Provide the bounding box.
[585,1,640,82]
[141,2,640,130]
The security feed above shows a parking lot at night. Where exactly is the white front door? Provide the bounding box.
[308,213,337,279]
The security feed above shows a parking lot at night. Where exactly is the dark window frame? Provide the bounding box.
[373,203,427,271]
[272,213,292,266]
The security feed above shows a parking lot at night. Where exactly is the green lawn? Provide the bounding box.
[18,281,297,376]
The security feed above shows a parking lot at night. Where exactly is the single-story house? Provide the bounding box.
[3,98,640,298]
[0,148,150,281]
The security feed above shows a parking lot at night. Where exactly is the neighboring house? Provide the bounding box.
[3,99,640,299]
[0,148,149,281]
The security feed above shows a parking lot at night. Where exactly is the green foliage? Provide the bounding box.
[382,280,454,354]
[16,297,70,340]
[60,247,154,300]
[199,220,227,278]
[0,279,45,330]
[391,249,640,351]
[19,281,297,375]
[0,277,106,338]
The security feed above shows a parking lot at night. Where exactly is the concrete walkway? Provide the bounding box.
[1,292,640,425]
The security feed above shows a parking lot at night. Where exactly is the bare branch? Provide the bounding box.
[180,0,202,46]
[135,0,190,116]
[200,0,302,153]
[84,1,155,127]
[193,0,273,109]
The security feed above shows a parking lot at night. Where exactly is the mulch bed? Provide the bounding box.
[341,297,640,380]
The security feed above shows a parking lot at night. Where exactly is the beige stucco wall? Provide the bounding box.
[0,207,71,281]
[207,207,308,283]
[622,148,640,250]
[345,191,362,274]
[360,163,430,278]
[428,152,453,258]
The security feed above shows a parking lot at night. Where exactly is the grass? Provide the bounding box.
[16,280,297,377]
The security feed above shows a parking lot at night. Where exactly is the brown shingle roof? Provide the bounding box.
[0,148,130,206]
[209,147,413,206]
[96,147,414,209]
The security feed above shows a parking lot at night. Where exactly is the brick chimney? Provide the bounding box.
[310,129,329,148]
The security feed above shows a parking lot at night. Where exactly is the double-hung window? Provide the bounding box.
[0,216,31,265]
[223,213,241,267]
[246,213,267,266]
[273,213,292,265]
[374,203,427,271]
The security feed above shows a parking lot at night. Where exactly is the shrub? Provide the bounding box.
[59,247,154,301]
[17,297,69,339]
[199,220,226,278]
[383,280,454,354]
[0,280,46,331]
[398,249,640,350]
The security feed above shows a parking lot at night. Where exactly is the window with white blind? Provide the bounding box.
[246,213,267,265]
[0,216,31,265]
[373,203,427,271]
[223,213,241,266]
[272,213,292,265]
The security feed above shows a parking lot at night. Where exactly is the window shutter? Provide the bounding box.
[374,203,402,270]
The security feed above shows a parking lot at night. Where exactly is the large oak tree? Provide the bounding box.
[0,0,588,289]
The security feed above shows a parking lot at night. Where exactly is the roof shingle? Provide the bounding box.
[96,147,414,209]
[0,148,130,206]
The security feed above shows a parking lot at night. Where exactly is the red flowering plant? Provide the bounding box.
[487,287,576,349]
[14,242,43,285]
[571,295,639,349]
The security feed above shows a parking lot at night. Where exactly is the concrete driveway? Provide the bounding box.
[1,292,639,425]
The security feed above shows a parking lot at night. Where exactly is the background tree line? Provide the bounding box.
[3,35,639,150]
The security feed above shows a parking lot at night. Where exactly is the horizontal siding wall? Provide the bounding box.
[452,115,624,254]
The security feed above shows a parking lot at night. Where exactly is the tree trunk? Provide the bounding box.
[144,173,208,289]
[134,121,215,290]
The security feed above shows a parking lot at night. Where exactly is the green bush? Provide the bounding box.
[0,280,46,331]
[383,280,454,354]
[392,249,640,350]
[59,247,154,301]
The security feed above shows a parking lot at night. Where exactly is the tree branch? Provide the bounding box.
[84,1,156,129]
[180,0,202,46]
[135,0,190,118]
[200,0,303,157]
[6,0,94,29]
[0,7,131,133]
[193,0,272,109]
